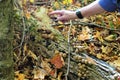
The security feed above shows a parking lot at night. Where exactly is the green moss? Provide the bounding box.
[0,0,14,80]
[0,0,13,39]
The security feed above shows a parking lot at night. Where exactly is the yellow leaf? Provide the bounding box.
[101,46,113,54]
[77,27,91,41]
[29,0,34,3]
[33,68,48,80]
[94,31,104,42]
[28,50,37,60]
[53,2,60,9]
[101,45,107,54]
[23,43,27,53]
[112,57,120,72]
[77,34,91,41]
[23,0,27,5]
[15,71,25,80]
[110,57,120,69]
[104,34,116,41]
[41,59,52,73]
[93,31,101,38]
[82,26,91,35]
[96,54,103,59]
[63,0,73,5]
[57,72,63,80]
[25,12,30,19]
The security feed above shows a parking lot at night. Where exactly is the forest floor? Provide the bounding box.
[14,0,120,80]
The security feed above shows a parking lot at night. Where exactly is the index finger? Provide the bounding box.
[49,10,63,15]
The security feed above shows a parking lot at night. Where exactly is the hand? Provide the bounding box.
[49,10,78,22]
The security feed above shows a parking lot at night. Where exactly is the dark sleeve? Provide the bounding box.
[98,0,117,12]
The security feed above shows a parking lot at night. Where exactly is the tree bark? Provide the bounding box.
[0,0,14,80]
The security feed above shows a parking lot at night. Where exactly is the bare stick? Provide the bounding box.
[14,1,26,50]
[52,21,120,31]
[66,20,72,80]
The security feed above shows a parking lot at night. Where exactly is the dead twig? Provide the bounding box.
[52,21,120,31]
[66,20,72,80]
[34,1,51,6]
[13,1,26,50]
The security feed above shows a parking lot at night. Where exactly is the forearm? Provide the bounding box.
[49,0,108,21]
[78,0,106,18]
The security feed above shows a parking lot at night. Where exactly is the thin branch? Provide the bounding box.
[66,20,72,80]
[14,1,26,50]
[52,21,120,31]
[34,1,51,6]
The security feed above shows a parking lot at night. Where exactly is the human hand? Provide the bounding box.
[49,10,78,22]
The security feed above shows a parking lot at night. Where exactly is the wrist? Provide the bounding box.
[75,10,84,19]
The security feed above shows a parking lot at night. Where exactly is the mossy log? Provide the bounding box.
[0,0,14,80]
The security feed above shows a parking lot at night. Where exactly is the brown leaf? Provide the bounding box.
[50,53,65,69]
[49,69,57,78]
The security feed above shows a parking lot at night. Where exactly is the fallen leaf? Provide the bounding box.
[53,1,60,9]
[77,34,91,41]
[23,0,27,5]
[25,12,30,19]
[77,26,91,41]
[96,54,103,59]
[33,68,48,80]
[15,71,25,80]
[113,57,120,67]
[23,43,27,53]
[63,0,73,5]
[104,34,116,41]
[28,50,38,60]
[101,45,113,54]
[49,69,57,78]
[57,72,63,80]
[94,31,104,42]
[29,0,34,3]
[41,59,52,73]
[50,53,65,69]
